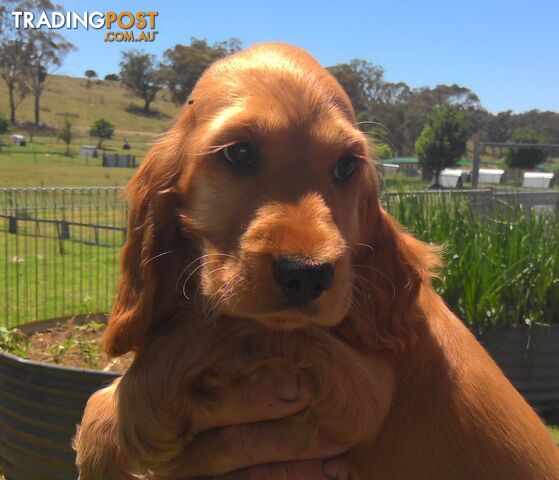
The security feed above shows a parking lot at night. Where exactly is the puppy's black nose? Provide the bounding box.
[273,257,334,304]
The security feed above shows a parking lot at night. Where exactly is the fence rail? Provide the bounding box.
[382,188,559,218]
[1,188,127,325]
[1,187,558,327]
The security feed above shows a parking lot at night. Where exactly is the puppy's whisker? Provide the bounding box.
[143,249,189,266]
[350,281,371,317]
[175,253,239,297]
[208,277,242,320]
[353,266,397,302]
[203,276,227,317]
[186,143,247,157]
[175,255,208,293]
[362,132,397,156]
[199,268,235,305]
[354,120,392,135]
[356,243,375,255]
[348,281,367,318]
[351,282,369,302]
[182,260,222,300]
[194,265,230,299]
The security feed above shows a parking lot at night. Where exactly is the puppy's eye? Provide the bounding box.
[334,155,358,183]
[222,143,256,166]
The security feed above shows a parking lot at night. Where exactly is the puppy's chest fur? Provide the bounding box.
[118,315,394,476]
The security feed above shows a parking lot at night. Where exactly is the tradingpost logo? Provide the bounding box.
[11,10,159,43]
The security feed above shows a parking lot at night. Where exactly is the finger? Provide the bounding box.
[192,369,313,433]
[206,458,350,480]
[171,419,349,477]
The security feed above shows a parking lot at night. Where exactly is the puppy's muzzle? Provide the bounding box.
[273,257,334,304]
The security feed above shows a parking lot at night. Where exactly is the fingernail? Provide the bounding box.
[275,373,299,402]
[323,459,344,479]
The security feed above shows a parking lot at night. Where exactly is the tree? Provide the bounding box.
[504,128,546,169]
[327,58,482,156]
[0,0,29,123]
[328,59,385,113]
[84,69,97,79]
[104,73,119,82]
[162,38,241,105]
[376,143,393,160]
[22,29,74,125]
[415,105,468,188]
[120,50,163,113]
[57,117,72,156]
[90,118,114,148]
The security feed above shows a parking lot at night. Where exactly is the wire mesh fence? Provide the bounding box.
[0,188,127,326]
[1,186,557,328]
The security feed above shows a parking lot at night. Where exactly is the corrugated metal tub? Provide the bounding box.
[479,324,559,414]
[0,318,119,480]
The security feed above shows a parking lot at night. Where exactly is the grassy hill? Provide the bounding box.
[0,74,187,187]
[0,74,181,135]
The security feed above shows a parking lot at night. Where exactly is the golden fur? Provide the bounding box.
[74,43,559,479]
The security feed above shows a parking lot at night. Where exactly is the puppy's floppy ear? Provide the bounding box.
[102,137,189,357]
[338,187,441,353]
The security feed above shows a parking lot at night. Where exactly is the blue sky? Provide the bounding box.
[54,0,558,114]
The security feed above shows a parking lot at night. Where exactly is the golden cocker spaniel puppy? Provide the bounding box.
[74,43,559,479]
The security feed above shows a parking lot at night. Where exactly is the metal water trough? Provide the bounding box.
[0,316,120,480]
[479,324,559,413]
[102,153,136,168]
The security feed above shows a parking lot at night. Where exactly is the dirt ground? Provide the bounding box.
[4,319,133,372]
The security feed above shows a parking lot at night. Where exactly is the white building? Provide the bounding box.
[478,168,504,184]
[11,134,25,146]
[522,172,555,189]
[440,169,465,188]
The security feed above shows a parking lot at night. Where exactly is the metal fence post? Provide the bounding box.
[472,143,481,189]
[8,216,17,234]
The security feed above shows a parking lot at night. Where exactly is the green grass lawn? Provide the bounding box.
[0,136,147,187]
[0,186,125,325]
[382,173,430,191]
[0,230,120,326]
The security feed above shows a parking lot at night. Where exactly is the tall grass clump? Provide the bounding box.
[385,193,559,333]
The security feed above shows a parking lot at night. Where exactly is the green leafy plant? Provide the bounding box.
[57,117,73,156]
[504,127,546,169]
[387,194,559,333]
[415,105,468,188]
[49,333,76,364]
[0,326,28,357]
[89,118,115,148]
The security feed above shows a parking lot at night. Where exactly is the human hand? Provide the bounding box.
[170,369,350,479]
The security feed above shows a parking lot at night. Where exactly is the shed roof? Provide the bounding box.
[524,172,554,179]
[384,157,418,164]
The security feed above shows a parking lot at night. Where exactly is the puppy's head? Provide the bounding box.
[103,43,437,357]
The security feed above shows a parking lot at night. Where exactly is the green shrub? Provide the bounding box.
[0,113,9,134]
[89,118,115,148]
